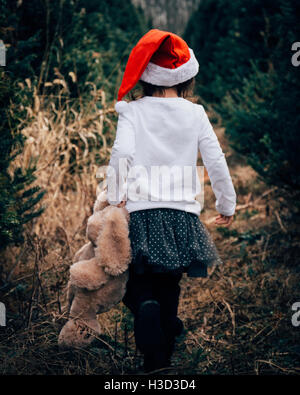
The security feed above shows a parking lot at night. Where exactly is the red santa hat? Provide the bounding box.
[117,29,199,101]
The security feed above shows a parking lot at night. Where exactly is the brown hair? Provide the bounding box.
[129,77,197,102]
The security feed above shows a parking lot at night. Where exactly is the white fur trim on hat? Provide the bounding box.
[140,48,199,87]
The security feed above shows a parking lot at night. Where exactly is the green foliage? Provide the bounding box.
[216,227,264,246]
[221,64,300,190]
[0,0,147,250]
[0,71,45,249]
[216,227,239,238]
[240,209,259,220]
[2,0,147,100]
[185,0,300,192]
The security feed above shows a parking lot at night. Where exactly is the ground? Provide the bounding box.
[0,113,299,375]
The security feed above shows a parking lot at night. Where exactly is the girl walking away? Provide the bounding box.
[106,29,236,373]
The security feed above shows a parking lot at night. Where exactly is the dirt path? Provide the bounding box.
[1,125,299,375]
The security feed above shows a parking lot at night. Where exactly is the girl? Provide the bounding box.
[106,29,236,372]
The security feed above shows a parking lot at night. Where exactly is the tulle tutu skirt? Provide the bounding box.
[128,208,223,278]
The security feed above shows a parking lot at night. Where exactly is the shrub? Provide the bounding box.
[185,0,300,192]
[0,71,45,249]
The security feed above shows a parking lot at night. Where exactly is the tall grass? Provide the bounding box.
[10,79,115,241]
[1,80,129,375]
[1,77,299,375]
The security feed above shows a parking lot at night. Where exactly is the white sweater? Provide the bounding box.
[106,96,236,217]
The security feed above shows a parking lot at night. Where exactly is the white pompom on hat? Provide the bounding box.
[115,100,129,114]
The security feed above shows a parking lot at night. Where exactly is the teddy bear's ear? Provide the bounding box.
[95,207,131,276]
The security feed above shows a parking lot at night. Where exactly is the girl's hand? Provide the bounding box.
[117,200,126,208]
[215,214,234,227]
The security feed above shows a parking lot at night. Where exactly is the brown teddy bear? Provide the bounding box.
[58,190,131,348]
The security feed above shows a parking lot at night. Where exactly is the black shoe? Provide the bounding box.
[160,317,183,362]
[161,316,184,338]
[144,348,170,373]
[173,317,184,337]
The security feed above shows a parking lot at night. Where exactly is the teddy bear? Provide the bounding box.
[58,189,131,348]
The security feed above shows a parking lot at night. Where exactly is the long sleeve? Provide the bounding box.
[198,105,236,216]
[106,102,135,205]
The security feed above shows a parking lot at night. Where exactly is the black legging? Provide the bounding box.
[122,265,182,340]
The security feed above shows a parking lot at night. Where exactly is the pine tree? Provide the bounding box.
[3,0,147,101]
[0,71,45,250]
[184,0,300,192]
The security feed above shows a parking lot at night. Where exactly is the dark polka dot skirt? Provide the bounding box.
[128,208,223,278]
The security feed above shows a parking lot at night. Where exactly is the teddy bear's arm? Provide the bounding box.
[73,242,94,263]
[70,258,109,291]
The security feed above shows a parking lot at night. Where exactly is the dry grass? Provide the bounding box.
[0,88,299,375]
[10,80,116,241]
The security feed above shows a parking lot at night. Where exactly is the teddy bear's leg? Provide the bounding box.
[66,281,75,316]
[94,271,129,315]
[70,288,101,330]
[58,288,101,348]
